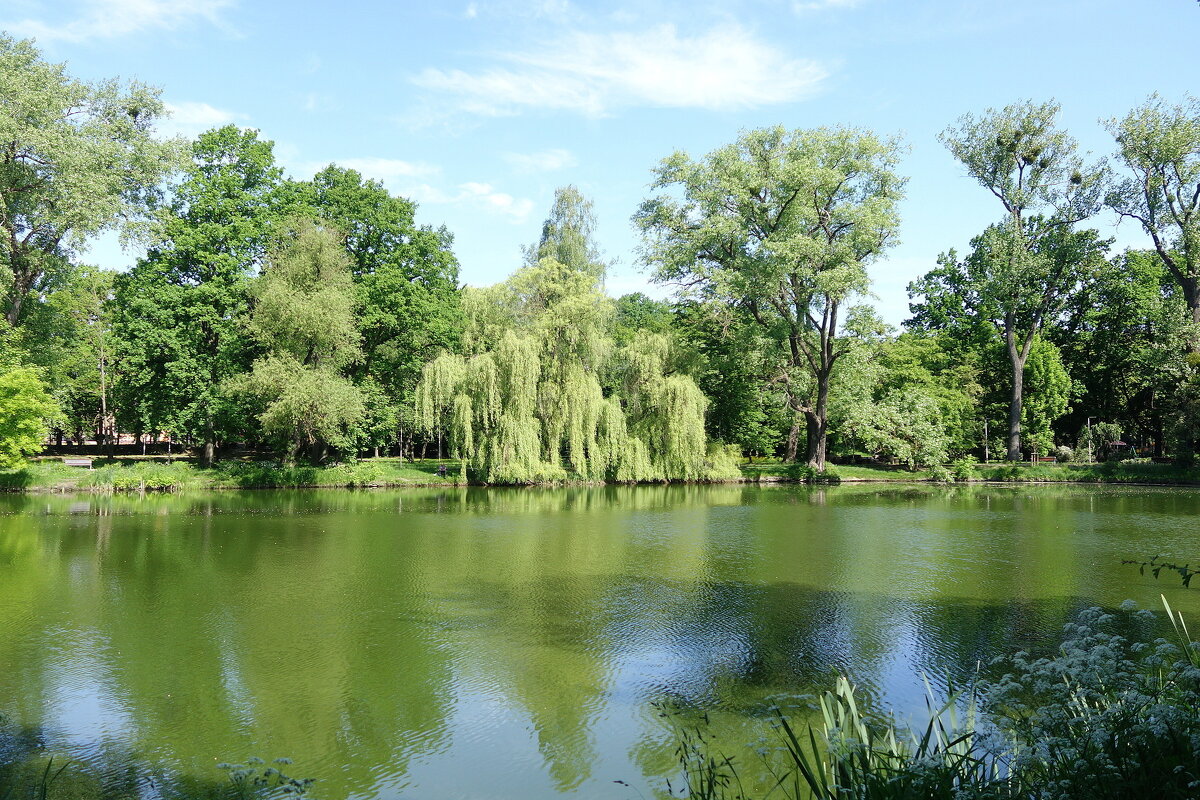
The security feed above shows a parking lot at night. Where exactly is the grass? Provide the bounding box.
[6,455,1200,493]
[739,457,1200,485]
[0,456,463,493]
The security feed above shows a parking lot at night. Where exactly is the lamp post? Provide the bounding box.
[1086,417,1094,462]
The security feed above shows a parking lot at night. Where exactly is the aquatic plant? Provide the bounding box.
[661,598,1200,800]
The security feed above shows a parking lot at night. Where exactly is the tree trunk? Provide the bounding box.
[202,439,215,467]
[806,369,832,471]
[805,411,829,470]
[785,421,800,462]
[1183,277,1200,354]
[1007,352,1025,461]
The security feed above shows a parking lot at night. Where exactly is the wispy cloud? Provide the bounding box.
[793,0,861,11]
[503,148,577,173]
[412,23,827,118]
[5,0,235,42]
[333,157,442,182]
[286,157,533,224]
[159,100,247,138]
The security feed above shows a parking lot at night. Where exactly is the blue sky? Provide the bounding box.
[5,0,1197,325]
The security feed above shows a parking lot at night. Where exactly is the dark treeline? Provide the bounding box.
[3,32,1200,478]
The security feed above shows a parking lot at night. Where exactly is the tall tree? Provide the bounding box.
[635,126,905,470]
[1051,249,1190,456]
[24,264,116,446]
[243,221,364,463]
[297,165,461,451]
[0,34,180,326]
[525,185,607,281]
[937,100,1106,459]
[417,189,735,483]
[1106,94,1200,346]
[909,224,1108,459]
[113,125,286,464]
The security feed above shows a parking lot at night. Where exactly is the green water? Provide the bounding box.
[1,483,1198,798]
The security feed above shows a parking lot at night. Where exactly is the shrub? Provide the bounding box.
[785,463,841,484]
[951,456,978,481]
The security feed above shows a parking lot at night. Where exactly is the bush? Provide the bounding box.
[951,456,978,481]
[928,463,954,483]
[785,463,841,484]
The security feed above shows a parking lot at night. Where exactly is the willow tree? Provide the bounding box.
[635,126,905,471]
[416,189,736,484]
[244,221,364,463]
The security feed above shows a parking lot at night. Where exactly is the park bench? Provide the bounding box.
[1036,457,1057,463]
[62,458,93,469]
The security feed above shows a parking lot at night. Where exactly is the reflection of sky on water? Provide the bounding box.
[3,484,1200,798]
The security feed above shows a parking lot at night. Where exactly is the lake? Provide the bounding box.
[1,484,1198,798]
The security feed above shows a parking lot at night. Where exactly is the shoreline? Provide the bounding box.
[7,457,1200,494]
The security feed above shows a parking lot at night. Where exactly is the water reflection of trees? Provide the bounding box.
[1,484,1199,797]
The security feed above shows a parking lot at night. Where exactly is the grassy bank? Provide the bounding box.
[2,457,463,493]
[741,458,1200,485]
[7,456,1200,493]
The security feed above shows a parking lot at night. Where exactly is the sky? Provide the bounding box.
[4,0,1198,326]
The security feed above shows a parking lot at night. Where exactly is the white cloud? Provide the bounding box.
[463,2,478,18]
[412,23,827,117]
[285,157,532,224]
[5,0,234,42]
[503,148,577,173]
[793,0,861,10]
[159,101,246,138]
[456,182,535,222]
[335,157,442,182]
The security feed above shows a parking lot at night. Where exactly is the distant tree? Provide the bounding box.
[525,185,607,281]
[1106,95,1200,347]
[417,189,736,483]
[613,293,673,346]
[636,126,905,470]
[299,165,462,418]
[243,221,364,463]
[1051,249,1190,456]
[26,265,116,446]
[936,100,1106,459]
[113,125,287,464]
[0,34,181,326]
[909,224,1108,460]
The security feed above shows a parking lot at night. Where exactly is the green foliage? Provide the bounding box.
[0,367,57,469]
[243,222,365,462]
[418,189,724,484]
[637,125,906,470]
[950,456,978,481]
[297,164,462,430]
[929,100,1107,460]
[785,463,842,483]
[843,387,951,469]
[112,125,287,455]
[1021,337,1071,458]
[1106,94,1200,339]
[84,460,194,492]
[668,601,1200,800]
[0,34,182,326]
